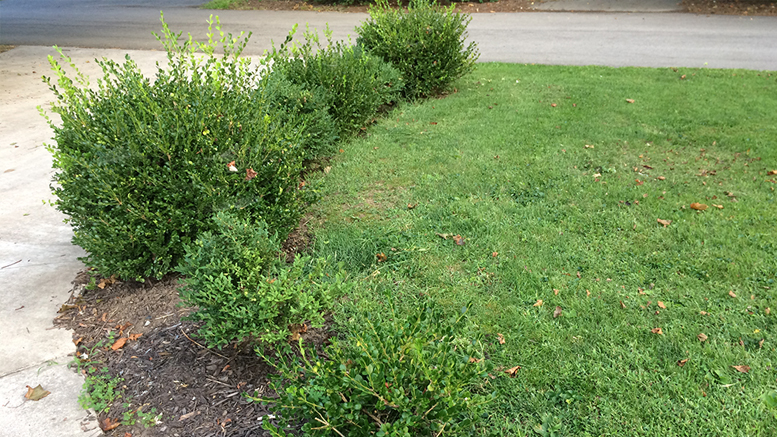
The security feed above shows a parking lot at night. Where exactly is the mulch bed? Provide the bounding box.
[54,216,318,437]
[231,0,777,15]
[55,274,277,436]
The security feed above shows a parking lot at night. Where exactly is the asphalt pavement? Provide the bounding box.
[0,1,776,436]
[1,0,776,69]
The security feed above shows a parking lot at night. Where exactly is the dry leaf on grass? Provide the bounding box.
[227,161,237,172]
[492,252,499,257]
[731,365,750,373]
[620,301,626,309]
[759,339,765,349]
[700,311,709,316]
[657,176,666,180]
[469,357,483,363]
[111,337,128,351]
[452,235,465,246]
[245,168,258,181]
[767,170,777,175]
[407,203,417,210]
[729,291,737,298]
[504,365,521,377]
[766,308,771,315]
[657,301,667,309]
[497,333,505,345]
[677,359,689,367]
[712,204,724,209]
[651,327,663,335]
[690,202,708,211]
[698,333,708,342]
[553,306,563,318]
[626,99,635,103]
[100,418,121,432]
[553,288,559,295]
[657,219,672,227]
[376,253,387,263]
[24,385,50,401]
[533,299,544,307]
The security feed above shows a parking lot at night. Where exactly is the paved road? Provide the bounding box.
[1,0,776,70]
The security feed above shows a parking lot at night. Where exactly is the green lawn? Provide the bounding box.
[306,64,777,436]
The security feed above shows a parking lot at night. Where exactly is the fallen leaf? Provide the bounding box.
[657,219,672,227]
[759,339,765,349]
[690,202,708,211]
[111,337,128,351]
[576,271,581,279]
[731,365,750,373]
[74,337,83,346]
[626,99,635,103]
[407,203,417,210]
[492,251,499,257]
[505,365,521,377]
[657,301,667,309]
[698,333,708,342]
[339,149,344,153]
[469,357,483,363]
[586,289,591,297]
[767,170,777,175]
[553,306,563,318]
[99,418,120,432]
[700,311,709,315]
[497,333,505,345]
[227,161,237,172]
[657,176,666,180]
[677,359,689,367]
[636,179,644,186]
[124,433,132,437]
[436,233,452,240]
[551,103,557,107]
[324,166,332,174]
[553,288,559,295]
[376,253,387,262]
[584,144,594,149]
[24,385,50,401]
[179,411,197,421]
[712,204,723,209]
[620,301,626,309]
[766,308,771,315]
[289,323,307,341]
[452,235,465,246]
[128,333,143,341]
[244,168,258,181]
[651,327,663,335]
[728,291,737,298]
[533,299,544,307]
[680,74,686,79]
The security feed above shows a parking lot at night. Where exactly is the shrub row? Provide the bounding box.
[45,4,488,433]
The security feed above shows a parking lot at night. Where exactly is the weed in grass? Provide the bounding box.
[310,64,777,436]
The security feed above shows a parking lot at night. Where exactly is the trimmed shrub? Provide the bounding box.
[41,15,306,280]
[177,211,354,348]
[357,0,479,99]
[270,24,404,137]
[265,72,340,162]
[254,302,494,437]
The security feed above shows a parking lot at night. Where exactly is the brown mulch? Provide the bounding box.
[230,0,777,15]
[54,221,319,436]
[55,275,276,437]
[683,0,777,15]
[232,0,542,13]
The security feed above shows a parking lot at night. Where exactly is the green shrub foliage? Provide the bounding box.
[265,72,340,162]
[270,24,403,137]
[177,211,354,348]
[254,302,494,437]
[357,0,479,99]
[41,15,306,280]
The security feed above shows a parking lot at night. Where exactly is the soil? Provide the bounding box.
[231,0,777,15]
[683,0,777,15]
[54,221,320,436]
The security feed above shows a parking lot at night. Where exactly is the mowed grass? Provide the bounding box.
[308,64,777,436]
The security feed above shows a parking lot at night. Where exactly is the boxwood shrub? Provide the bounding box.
[357,0,479,99]
[41,15,307,280]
